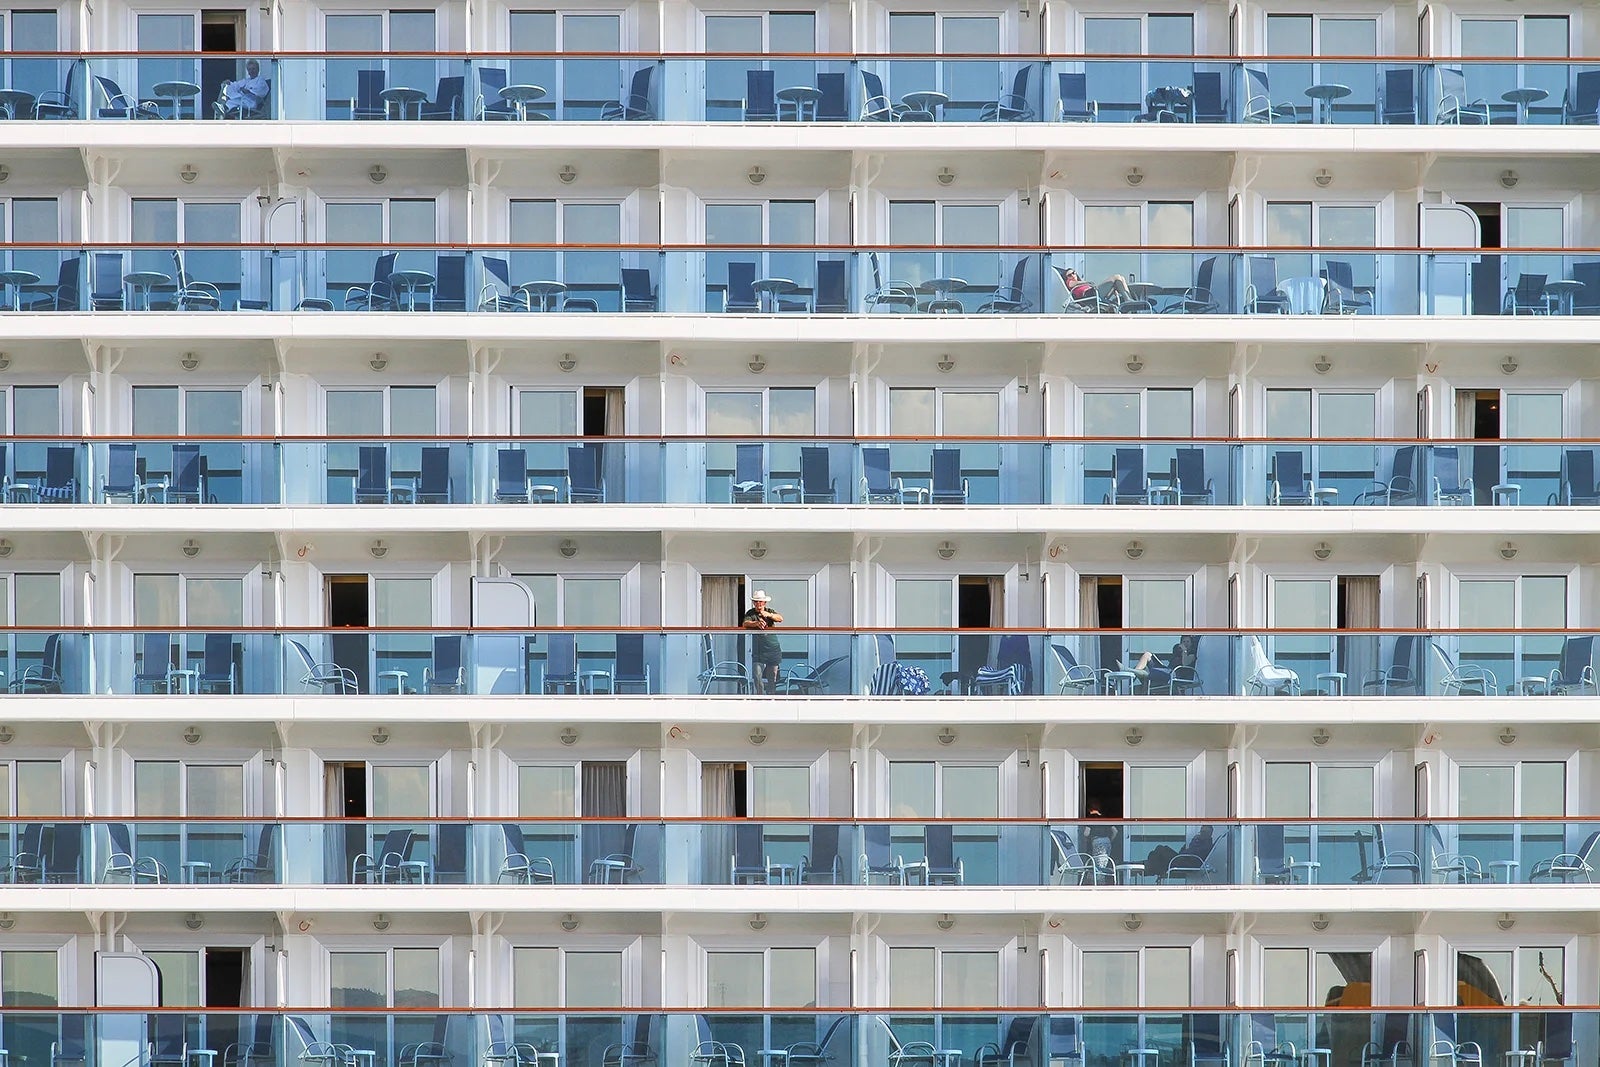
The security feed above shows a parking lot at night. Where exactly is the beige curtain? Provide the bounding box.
[1079,577,1099,629]
[602,387,626,497]
[701,761,740,882]
[580,760,627,878]
[702,575,743,669]
[1340,575,1381,689]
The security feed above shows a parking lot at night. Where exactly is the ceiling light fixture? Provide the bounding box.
[0,539,12,557]
[1122,914,1142,931]
[1500,355,1519,375]
[369,540,388,559]
[0,352,9,371]
[1312,728,1331,747]
[748,914,768,931]
[1499,170,1519,189]
[368,164,387,184]
[1496,912,1516,931]
[936,914,956,930]
[372,914,390,932]
[559,539,579,559]
[183,726,202,745]
[560,914,580,931]
[185,913,205,930]
[1125,355,1144,374]
[179,164,198,184]
[0,165,10,183]
[558,354,577,373]
[1311,914,1331,931]
[1125,727,1144,747]
[1313,168,1333,188]
[1498,727,1517,747]
[0,913,14,930]
[0,726,13,745]
[937,727,957,746]
[1125,167,1144,187]
[1313,356,1332,374]
[180,352,200,371]
[181,539,201,558]
[558,164,578,184]
[747,355,766,374]
[372,726,390,745]
[1124,540,1145,560]
[560,728,579,746]
[1313,542,1332,561]
[748,541,767,560]
[369,354,388,372]
[936,167,956,187]
[937,355,955,373]
[749,727,768,746]
[1499,542,1519,560]
[747,166,766,186]
[936,541,957,560]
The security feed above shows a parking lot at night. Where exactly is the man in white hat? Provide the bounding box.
[741,589,784,694]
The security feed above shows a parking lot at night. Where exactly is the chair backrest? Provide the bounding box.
[1557,635,1594,679]
[746,68,776,118]
[357,68,385,108]
[1245,67,1269,97]
[433,634,463,676]
[735,442,763,485]
[615,633,646,680]
[863,447,892,493]
[434,823,467,873]
[482,256,512,295]
[1324,259,1355,290]
[1574,261,1600,302]
[547,632,577,678]
[372,250,398,286]
[931,448,962,492]
[924,823,954,868]
[800,446,830,494]
[1192,71,1224,118]
[863,822,892,865]
[816,72,848,120]
[286,1016,319,1051]
[94,74,126,104]
[501,822,527,856]
[92,252,124,300]
[1574,829,1600,863]
[479,66,507,97]
[1249,255,1278,295]
[1191,1013,1226,1056]
[1541,1012,1573,1057]
[202,632,233,676]
[1274,450,1306,491]
[1389,634,1416,678]
[108,821,134,856]
[861,69,888,103]
[1000,257,1028,300]
[1255,821,1285,874]
[1113,447,1144,498]
[1048,827,1075,865]
[1383,68,1416,118]
[1051,643,1080,673]
[1574,69,1600,113]
[171,444,200,493]
[733,822,764,866]
[568,443,601,494]
[46,445,75,491]
[496,448,527,494]
[809,822,841,866]
[1516,273,1548,300]
[1430,1013,1456,1046]
[1433,445,1461,489]
[433,75,463,110]
[627,65,653,109]
[55,256,81,306]
[419,446,450,499]
[1058,71,1087,112]
[152,1011,186,1058]
[727,261,756,307]
[106,443,137,491]
[1175,447,1205,494]
[815,259,848,311]
[139,632,172,677]
[1564,448,1597,495]
[434,254,466,303]
[621,267,653,304]
[357,445,387,494]
[379,827,414,860]
[57,1014,87,1057]
[1046,1016,1080,1056]
[1389,443,1418,487]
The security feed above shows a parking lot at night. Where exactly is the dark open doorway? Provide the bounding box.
[327,575,370,693]
[199,11,244,115]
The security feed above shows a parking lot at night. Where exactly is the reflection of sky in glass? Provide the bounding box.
[941,951,999,1006]
[1082,951,1137,1007]
[887,947,935,1007]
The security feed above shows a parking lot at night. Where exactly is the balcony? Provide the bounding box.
[4,818,1597,887]
[3,55,1598,126]
[1,630,1595,699]
[5,247,1597,318]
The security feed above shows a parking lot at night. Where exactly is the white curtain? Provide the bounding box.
[1340,575,1381,688]
[701,761,740,882]
[701,575,743,667]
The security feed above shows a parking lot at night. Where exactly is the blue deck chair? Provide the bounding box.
[44,818,81,880]
[981,65,1035,121]
[1107,447,1147,504]
[860,823,903,883]
[1360,1015,1412,1067]
[1248,1015,1298,1067]
[1564,69,1600,124]
[601,66,654,120]
[622,267,657,311]
[102,443,143,502]
[1164,825,1228,882]
[478,257,526,311]
[94,75,159,118]
[346,251,398,310]
[150,1012,188,1067]
[134,632,175,693]
[33,60,80,119]
[355,445,393,503]
[1050,827,1106,884]
[1552,448,1600,504]
[421,75,463,120]
[430,254,467,310]
[799,824,845,884]
[614,633,650,693]
[1353,823,1421,883]
[1192,71,1225,122]
[38,446,77,502]
[800,446,836,503]
[731,822,768,884]
[9,633,63,693]
[1572,261,1600,314]
[1361,634,1418,695]
[586,823,643,884]
[1245,256,1291,313]
[732,443,766,502]
[744,69,777,121]
[815,72,848,121]
[1529,830,1600,882]
[1549,635,1597,695]
[1057,72,1097,121]
[1504,273,1551,315]
[1382,68,1417,123]
[859,70,896,121]
[1436,67,1489,125]
[8,823,49,883]
[979,258,1033,313]
[353,68,386,119]
[223,1014,276,1067]
[861,447,903,503]
[1355,445,1418,505]
[495,448,531,502]
[476,67,517,120]
[353,828,413,883]
[1175,447,1215,504]
[813,260,849,313]
[1323,259,1373,313]
[1537,1013,1574,1067]
[90,252,125,309]
[1430,445,1474,505]
[198,633,237,694]
[424,635,465,693]
[224,824,277,885]
[1167,256,1220,315]
[1049,644,1104,695]
[1270,451,1315,505]
[1243,67,1294,123]
[290,639,357,694]
[725,261,758,312]
[930,449,968,504]
[106,822,167,882]
[25,256,80,310]
[543,632,580,694]
[920,824,964,885]
[1190,1016,1231,1067]
[498,824,556,884]
[416,446,451,503]
[568,444,604,502]
[166,443,202,503]
[1044,1017,1086,1067]
[53,1013,89,1067]
[1428,1015,1482,1067]
[169,248,222,310]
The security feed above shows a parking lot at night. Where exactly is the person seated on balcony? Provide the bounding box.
[1061,266,1136,308]
[1130,634,1198,690]
[218,59,270,116]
